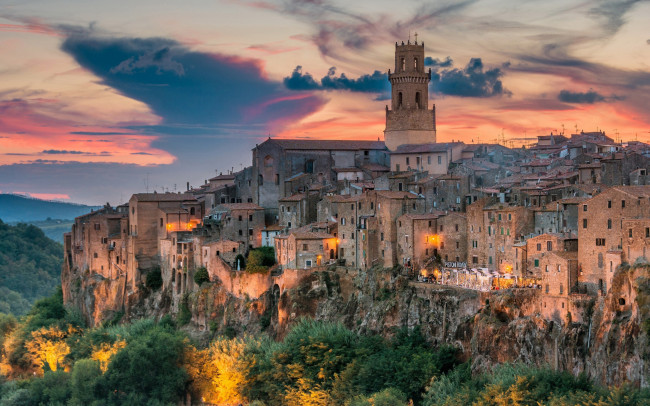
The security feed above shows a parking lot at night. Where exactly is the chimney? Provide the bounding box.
[186,182,190,191]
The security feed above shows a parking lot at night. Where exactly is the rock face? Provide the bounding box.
[62,263,650,387]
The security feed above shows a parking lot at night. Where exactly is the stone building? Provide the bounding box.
[208,203,265,250]
[578,186,650,294]
[275,230,337,270]
[539,251,579,321]
[251,138,389,221]
[384,40,436,151]
[390,142,465,173]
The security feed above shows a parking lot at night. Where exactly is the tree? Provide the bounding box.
[25,326,73,372]
[194,267,210,285]
[91,340,126,373]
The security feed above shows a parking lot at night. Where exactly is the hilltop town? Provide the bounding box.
[62,42,650,373]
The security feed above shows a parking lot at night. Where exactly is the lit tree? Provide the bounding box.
[25,326,71,372]
[91,340,126,372]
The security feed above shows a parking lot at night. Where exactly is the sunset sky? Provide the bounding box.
[1,0,649,204]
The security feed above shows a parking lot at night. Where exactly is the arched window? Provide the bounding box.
[415,92,421,108]
[264,155,273,167]
[400,58,405,71]
[398,92,403,107]
[258,174,263,186]
[414,57,418,70]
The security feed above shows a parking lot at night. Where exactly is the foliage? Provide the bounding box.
[91,340,126,372]
[97,325,188,404]
[145,266,163,290]
[177,294,192,326]
[346,387,408,406]
[245,247,276,274]
[194,266,211,285]
[25,325,76,372]
[0,220,63,316]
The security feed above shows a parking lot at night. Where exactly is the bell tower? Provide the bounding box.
[384,40,437,151]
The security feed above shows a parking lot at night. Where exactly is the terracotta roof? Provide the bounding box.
[362,163,390,171]
[333,167,363,172]
[267,139,386,151]
[219,203,263,210]
[209,174,236,181]
[611,185,650,198]
[131,193,196,202]
[391,142,463,154]
[264,225,284,231]
[292,231,335,240]
[279,193,306,202]
[376,190,421,199]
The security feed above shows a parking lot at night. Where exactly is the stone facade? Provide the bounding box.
[578,186,650,294]
[384,41,436,150]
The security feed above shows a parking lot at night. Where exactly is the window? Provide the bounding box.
[545,284,549,293]
[534,259,539,267]
[583,204,587,211]
[607,219,612,229]
[438,156,442,165]
[622,200,626,208]
[414,57,418,70]
[596,238,606,246]
[537,243,542,251]
[498,214,502,221]
[547,241,552,251]
[396,164,400,172]
[258,174,263,185]
[455,224,459,232]
[456,241,459,249]
[341,218,346,225]
[545,265,548,272]
[629,229,633,238]
[472,256,478,264]
[398,182,403,191]
[400,58,405,71]
[416,156,421,166]
[306,260,312,267]
[238,215,243,221]
[160,218,163,227]
[232,248,236,252]
[608,200,612,208]
[488,256,492,264]
[94,223,100,230]
[239,230,243,236]
[406,157,410,165]
[415,92,421,108]
[249,229,253,236]
[381,232,384,241]
[288,222,291,228]
[508,213,512,220]
[427,156,431,164]
[440,225,444,232]
[646,227,650,238]
[303,244,308,251]
[583,219,588,228]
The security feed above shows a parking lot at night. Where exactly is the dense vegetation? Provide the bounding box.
[0,220,63,315]
[1,290,649,405]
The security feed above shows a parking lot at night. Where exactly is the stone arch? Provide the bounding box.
[176,272,182,294]
[172,268,176,283]
[415,92,421,109]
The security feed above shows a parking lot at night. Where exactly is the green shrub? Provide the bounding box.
[193,267,210,285]
[145,267,163,290]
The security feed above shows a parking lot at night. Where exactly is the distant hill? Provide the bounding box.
[0,194,100,222]
[0,220,63,315]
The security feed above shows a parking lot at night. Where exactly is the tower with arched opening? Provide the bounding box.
[384,40,436,150]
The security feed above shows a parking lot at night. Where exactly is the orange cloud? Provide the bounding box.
[0,99,175,166]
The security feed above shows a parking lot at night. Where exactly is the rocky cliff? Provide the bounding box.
[62,263,650,387]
